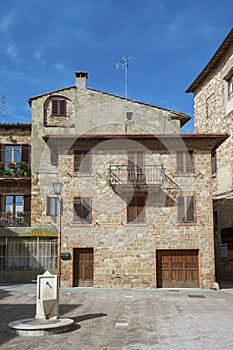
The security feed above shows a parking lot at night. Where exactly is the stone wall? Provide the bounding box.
[193,43,233,281]
[29,75,216,289]
[0,124,31,198]
[55,143,215,288]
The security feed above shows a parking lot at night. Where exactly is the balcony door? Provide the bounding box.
[127,152,145,185]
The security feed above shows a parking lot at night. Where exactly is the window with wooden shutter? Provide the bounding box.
[228,75,233,99]
[51,99,67,116]
[176,151,194,174]
[211,152,217,175]
[74,197,92,223]
[74,151,92,174]
[177,195,196,223]
[46,197,58,216]
[127,194,146,224]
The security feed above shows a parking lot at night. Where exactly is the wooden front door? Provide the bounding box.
[156,249,199,288]
[73,248,94,287]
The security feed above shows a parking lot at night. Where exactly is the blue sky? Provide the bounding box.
[0,0,232,132]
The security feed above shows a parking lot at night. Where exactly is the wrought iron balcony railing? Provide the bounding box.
[109,165,165,187]
[0,212,31,227]
[0,162,31,178]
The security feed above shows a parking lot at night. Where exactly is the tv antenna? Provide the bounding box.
[114,56,132,99]
[1,95,6,122]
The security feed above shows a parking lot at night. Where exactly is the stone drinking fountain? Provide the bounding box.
[8,271,74,336]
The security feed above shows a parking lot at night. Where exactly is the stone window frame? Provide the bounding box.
[0,194,31,219]
[43,95,74,126]
[228,75,233,100]
[46,197,58,217]
[73,150,92,175]
[176,150,195,176]
[211,152,217,176]
[126,192,147,225]
[126,111,133,123]
[177,194,196,224]
[223,68,233,116]
[73,196,92,224]
[51,98,67,116]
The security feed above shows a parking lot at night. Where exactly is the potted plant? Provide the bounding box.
[17,211,25,217]
[8,162,15,168]
[4,210,12,217]
[17,161,31,176]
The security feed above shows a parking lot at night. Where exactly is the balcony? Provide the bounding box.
[0,212,31,227]
[0,162,31,181]
[109,165,165,188]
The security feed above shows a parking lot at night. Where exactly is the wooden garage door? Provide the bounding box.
[156,250,199,288]
[73,248,93,287]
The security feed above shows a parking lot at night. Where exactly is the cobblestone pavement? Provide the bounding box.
[1,284,233,349]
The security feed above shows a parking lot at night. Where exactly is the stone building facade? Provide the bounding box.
[0,123,57,283]
[28,71,226,289]
[186,28,233,280]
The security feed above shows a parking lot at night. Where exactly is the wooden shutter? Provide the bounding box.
[127,204,135,223]
[46,197,57,216]
[187,196,195,222]
[21,144,30,163]
[176,152,184,173]
[186,151,194,173]
[52,100,58,115]
[0,144,3,163]
[59,100,66,115]
[74,151,91,173]
[83,152,92,173]
[0,195,3,215]
[177,196,185,222]
[137,196,146,223]
[24,195,31,218]
[74,151,81,172]
[127,195,146,223]
[82,197,92,223]
[74,197,82,222]
[212,152,217,175]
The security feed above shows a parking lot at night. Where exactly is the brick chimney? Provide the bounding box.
[75,71,88,89]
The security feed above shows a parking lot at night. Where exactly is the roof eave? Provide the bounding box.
[186,28,233,93]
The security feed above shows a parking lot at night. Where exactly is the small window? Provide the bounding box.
[51,99,67,116]
[126,112,133,122]
[46,197,58,216]
[127,194,146,224]
[74,150,92,174]
[228,75,233,100]
[211,152,217,176]
[176,151,194,174]
[177,196,196,223]
[74,197,92,223]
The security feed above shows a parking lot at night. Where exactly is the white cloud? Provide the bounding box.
[0,11,15,31]
[6,44,21,63]
[33,51,45,65]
